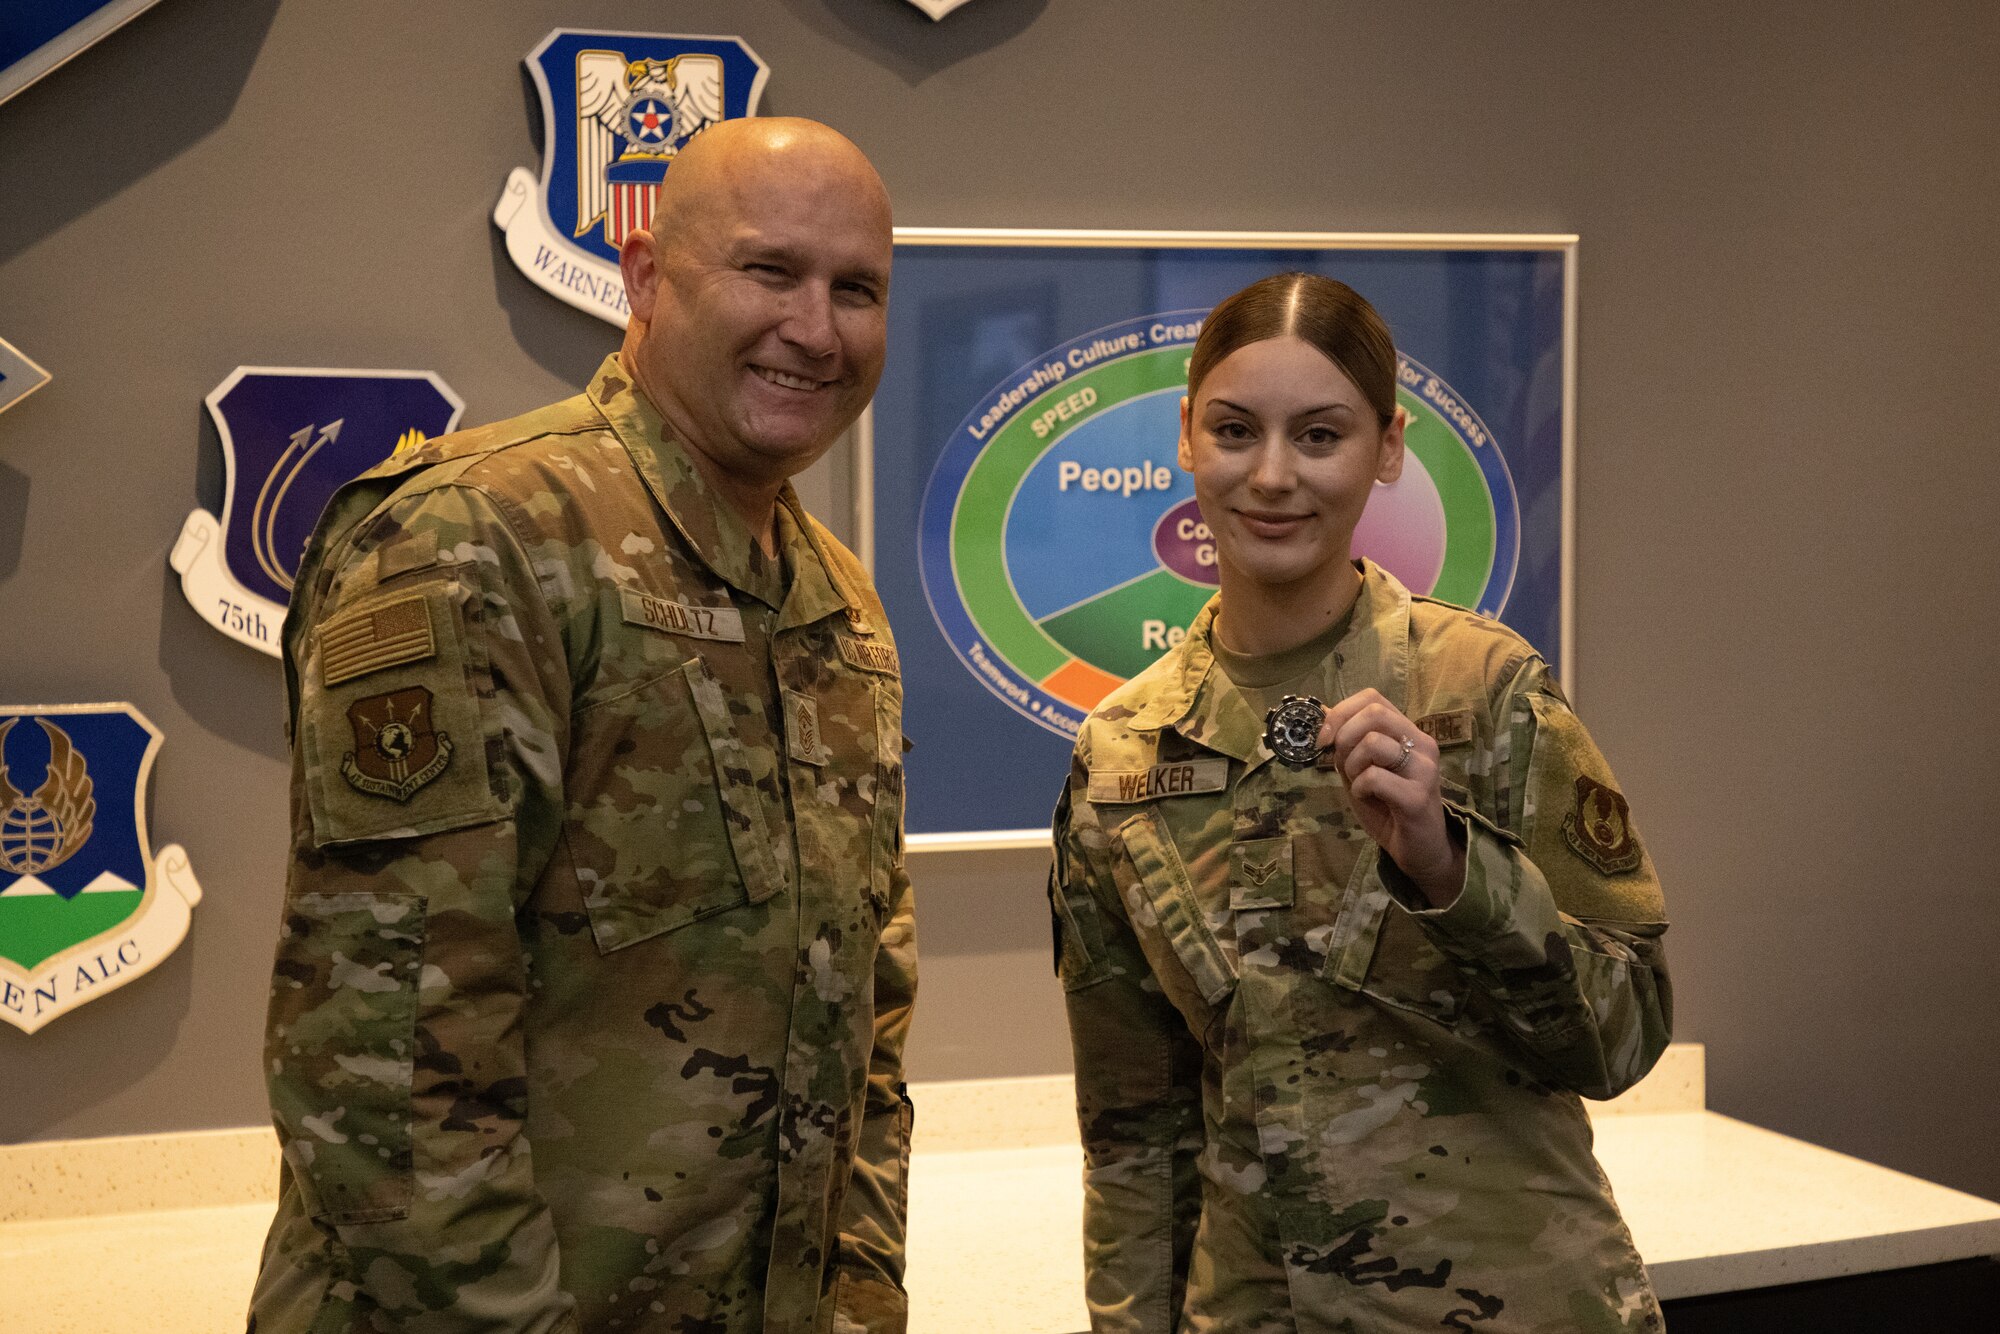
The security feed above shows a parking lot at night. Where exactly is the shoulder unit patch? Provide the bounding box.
[341,688,454,803]
[1562,774,1642,875]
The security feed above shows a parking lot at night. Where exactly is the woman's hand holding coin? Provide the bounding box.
[1316,688,1465,907]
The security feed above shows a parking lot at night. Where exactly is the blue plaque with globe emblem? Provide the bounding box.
[0,704,203,1034]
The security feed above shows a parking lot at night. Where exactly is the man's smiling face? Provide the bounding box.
[622,123,893,491]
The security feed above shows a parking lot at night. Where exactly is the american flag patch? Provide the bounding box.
[319,594,437,686]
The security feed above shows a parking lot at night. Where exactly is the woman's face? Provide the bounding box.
[1178,335,1405,598]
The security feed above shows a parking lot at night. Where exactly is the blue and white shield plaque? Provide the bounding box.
[492,29,769,327]
[0,704,202,1035]
[171,367,464,656]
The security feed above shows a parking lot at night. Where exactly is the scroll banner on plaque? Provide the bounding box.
[0,704,201,1034]
[869,233,1574,841]
[172,368,464,655]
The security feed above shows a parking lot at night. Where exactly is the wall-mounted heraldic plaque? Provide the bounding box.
[171,368,463,655]
[493,29,769,327]
[0,704,202,1035]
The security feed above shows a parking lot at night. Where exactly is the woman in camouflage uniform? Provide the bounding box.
[1050,273,1672,1333]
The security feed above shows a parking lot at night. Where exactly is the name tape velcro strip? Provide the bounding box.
[837,634,900,676]
[620,588,745,643]
[1416,708,1475,747]
[320,594,436,686]
[1089,756,1230,804]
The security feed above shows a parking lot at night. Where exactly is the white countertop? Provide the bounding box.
[902,1109,2000,1332]
[5,1045,1998,1333]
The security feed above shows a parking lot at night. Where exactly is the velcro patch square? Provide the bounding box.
[784,688,828,766]
[320,595,436,686]
[377,530,439,580]
[1229,836,1294,910]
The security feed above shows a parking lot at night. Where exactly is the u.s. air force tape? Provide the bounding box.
[619,587,745,642]
[1088,757,1230,804]
[837,634,899,676]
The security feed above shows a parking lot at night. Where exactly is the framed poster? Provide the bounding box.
[867,229,1575,848]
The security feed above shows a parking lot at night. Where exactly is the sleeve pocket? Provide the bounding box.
[1113,810,1237,1008]
[267,891,427,1226]
[299,581,504,848]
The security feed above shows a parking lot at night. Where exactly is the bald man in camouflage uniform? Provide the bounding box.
[1051,561,1671,1333]
[250,120,915,1333]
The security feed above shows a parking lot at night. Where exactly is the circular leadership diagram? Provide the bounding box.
[918,311,1519,739]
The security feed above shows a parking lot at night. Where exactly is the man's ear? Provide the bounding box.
[620,229,662,325]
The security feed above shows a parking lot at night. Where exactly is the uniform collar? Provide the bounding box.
[588,355,866,629]
[1122,560,1414,763]
[772,494,857,632]
[588,354,788,611]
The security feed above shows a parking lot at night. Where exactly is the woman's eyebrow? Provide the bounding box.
[1204,397,1355,416]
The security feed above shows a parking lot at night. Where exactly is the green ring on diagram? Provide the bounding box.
[948,347,1499,689]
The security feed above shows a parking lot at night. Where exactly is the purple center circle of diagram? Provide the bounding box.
[1151,498,1220,586]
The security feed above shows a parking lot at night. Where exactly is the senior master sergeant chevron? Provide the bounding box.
[249,118,916,1334]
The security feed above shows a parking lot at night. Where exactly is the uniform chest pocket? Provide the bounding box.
[1322,845,1469,1026]
[562,655,788,954]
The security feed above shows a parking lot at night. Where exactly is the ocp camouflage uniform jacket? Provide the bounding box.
[250,356,916,1334]
[1051,561,1671,1334]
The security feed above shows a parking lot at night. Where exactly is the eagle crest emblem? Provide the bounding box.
[574,51,725,248]
[493,30,769,327]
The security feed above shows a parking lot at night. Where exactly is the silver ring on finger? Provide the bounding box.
[1389,734,1415,773]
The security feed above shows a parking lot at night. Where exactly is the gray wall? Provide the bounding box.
[2,0,1996,1204]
